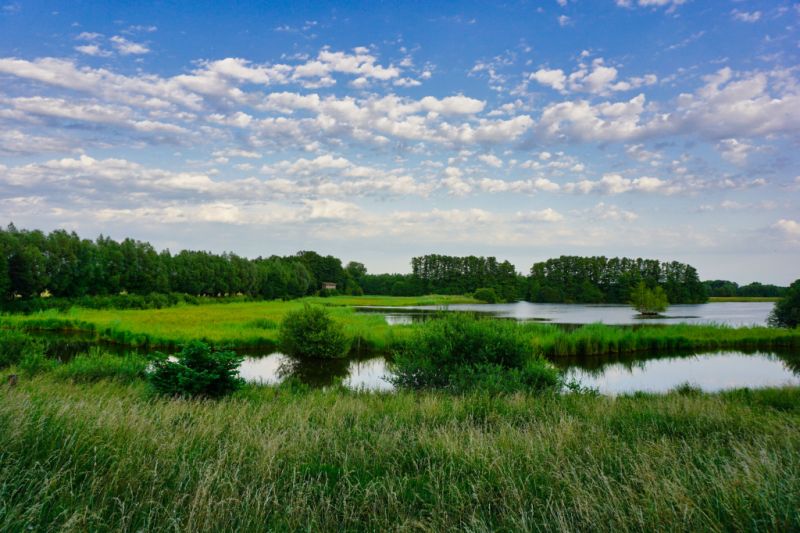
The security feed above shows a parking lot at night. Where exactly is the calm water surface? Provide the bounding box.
[236,349,800,394]
[358,301,774,327]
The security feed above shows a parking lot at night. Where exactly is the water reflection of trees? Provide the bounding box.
[276,356,351,387]
[551,349,800,378]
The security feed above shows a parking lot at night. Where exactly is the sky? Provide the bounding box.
[0,1,798,283]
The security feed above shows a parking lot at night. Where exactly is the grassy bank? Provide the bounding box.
[0,376,798,531]
[708,296,780,302]
[1,298,799,356]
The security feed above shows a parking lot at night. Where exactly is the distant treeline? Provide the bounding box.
[703,280,788,298]
[0,225,785,307]
[528,256,707,304]
[0,225,365,306]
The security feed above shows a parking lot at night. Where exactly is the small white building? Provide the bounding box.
[322,282,337,290]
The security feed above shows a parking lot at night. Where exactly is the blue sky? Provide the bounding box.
[0,0,798,283]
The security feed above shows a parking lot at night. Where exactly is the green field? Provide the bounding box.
[1,376,798,531]
[2,295,799,356]
[0,295,475,350]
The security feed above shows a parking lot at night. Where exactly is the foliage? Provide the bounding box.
[0,329,43,367]
[391,313,560,392]
[2,380,800,531]
[768,279,800,328]
[18,351,60,375]
[278,304,350,358]
[473,287,498,303]
[54,349,148,383]
[411,254,523,301]
[705,279,788,298]
[148,341,244,397]
[529,255,707,304]
[630,282,669,315]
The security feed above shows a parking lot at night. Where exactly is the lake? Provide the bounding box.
[357,301,775,327]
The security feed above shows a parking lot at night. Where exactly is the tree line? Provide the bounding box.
[703,280,788,298]
[2,225,785,307]
[528,256,708,304]
[0,225,366,303]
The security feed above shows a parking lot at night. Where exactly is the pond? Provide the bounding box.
[235,349,800,394]
[357,301,775,327]
[28,329,800,395]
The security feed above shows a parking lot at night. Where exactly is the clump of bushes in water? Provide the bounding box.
[630,282,669,316]
[391,314,560,394]
[148,341,244,397]
[769,278,800,329]
[473,287,499,303]
[278,304,350,358]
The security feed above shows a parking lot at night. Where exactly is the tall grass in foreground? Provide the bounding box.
[0,378,798,531]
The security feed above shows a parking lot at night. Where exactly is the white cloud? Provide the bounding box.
[516,208,564,222]
[716,138,754,165]
[109,36,150,55]
[74,44,112,57]
[772,219,800,240]
[477,154,503,167]
[531,68,566,91]
[731,10,761,23]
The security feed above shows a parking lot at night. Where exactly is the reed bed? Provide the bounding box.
[0,377,798,531]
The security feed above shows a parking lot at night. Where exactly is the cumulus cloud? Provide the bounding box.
[772,219,800,240]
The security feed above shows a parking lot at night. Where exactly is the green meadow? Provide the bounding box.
[0,375,798,531]
[2,295,799,356]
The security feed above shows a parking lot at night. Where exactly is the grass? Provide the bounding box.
[521,322,800,357]
[708,296,780,302]
[0,295,474,351]
[0,375,798,531]
[0,295,797,357]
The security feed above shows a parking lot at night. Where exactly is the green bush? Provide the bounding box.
[54,349,148,383]
[391,314,560,393]
[630,282,669,315]
[19,351,60,375]
[0,330,43,368]
[278,304,350,358]
[148,341,244,398]
[768,279,800,328]
[473,287,499,303]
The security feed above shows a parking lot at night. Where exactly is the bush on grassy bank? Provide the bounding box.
[391,314,560,393]
[769,278,800,329]
[148,341,243,398]
[278,304,350,358]
[473,287,499,303]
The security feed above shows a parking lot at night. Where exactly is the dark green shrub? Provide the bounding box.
[278,305,350,358]
[148,341,244,397]
[473,287,498,303]
[19,351,60,375]
[0,330,43,367]
[769,279,800,328]
[391,313,560,393]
